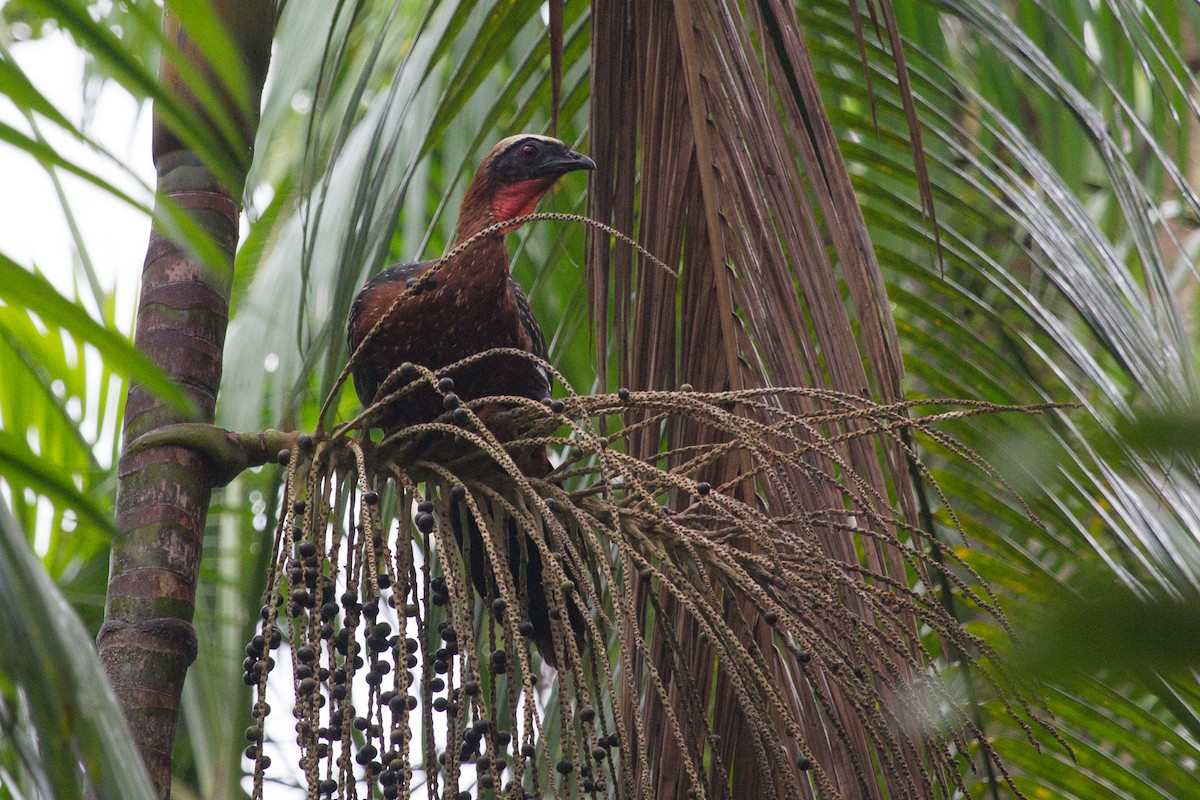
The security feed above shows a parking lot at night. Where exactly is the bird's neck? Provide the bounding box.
[453,177,502,246]
[453,174,555,245]
[446,181,512,292]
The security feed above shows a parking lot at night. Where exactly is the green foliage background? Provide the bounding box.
[1,0,1200,797]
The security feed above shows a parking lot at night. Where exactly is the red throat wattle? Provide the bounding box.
[491,178,555,234]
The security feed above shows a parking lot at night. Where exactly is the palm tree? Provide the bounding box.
[1,1,1198,798]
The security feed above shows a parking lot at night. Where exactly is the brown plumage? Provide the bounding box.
[347,135,594,424]
[347,135,594,665]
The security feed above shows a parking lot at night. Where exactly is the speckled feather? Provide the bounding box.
[346,243,551,425]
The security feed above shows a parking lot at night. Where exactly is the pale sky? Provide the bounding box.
[1,31,153,327]
[0,32,154,552]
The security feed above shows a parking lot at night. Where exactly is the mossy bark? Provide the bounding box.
[97,3,274,796]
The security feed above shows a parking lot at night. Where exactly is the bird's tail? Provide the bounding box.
[447,469,585,669]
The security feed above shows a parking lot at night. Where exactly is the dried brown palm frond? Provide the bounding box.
[244,351,1067,800]
[587,3,933,797]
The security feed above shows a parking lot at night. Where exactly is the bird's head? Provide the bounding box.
[456,134,596,242]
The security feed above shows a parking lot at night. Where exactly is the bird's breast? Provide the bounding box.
[348,246,545,423]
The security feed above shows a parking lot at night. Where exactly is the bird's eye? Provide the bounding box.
[520,143,538,161]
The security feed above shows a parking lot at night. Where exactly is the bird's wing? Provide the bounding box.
[347,259,435,404]
[510,277,552,393]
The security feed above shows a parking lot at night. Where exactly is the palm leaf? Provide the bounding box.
[0,498,157,800]
[0,254,193,414]
[4,0,1199,797]
[808,0,1200,793]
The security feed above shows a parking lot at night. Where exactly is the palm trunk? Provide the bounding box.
[97,4,274,795]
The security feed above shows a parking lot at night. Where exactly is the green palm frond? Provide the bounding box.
[0,498,157,800]
[3,0,1200,798]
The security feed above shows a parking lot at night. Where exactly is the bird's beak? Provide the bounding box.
[570,151,598,172]
[542,149,597,178]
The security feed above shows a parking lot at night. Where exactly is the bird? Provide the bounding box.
[347,134,595,426]
[346,134,595,666]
